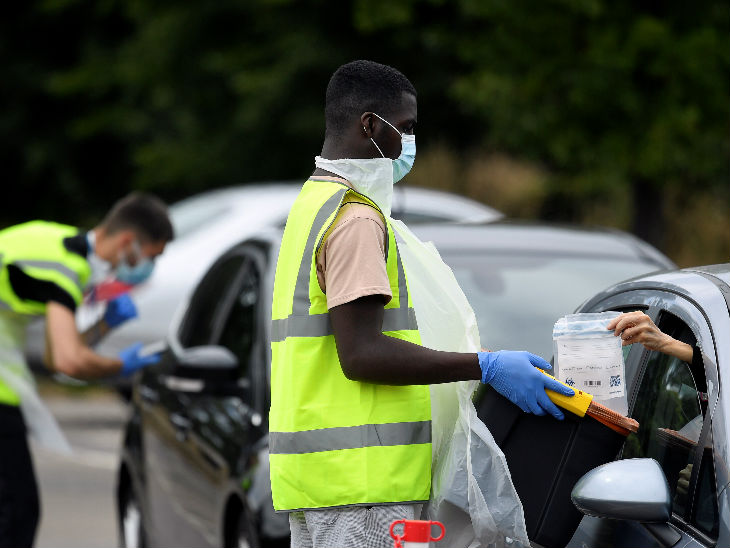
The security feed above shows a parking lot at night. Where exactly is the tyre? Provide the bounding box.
[120,485,145,548]
[235,509,259,548]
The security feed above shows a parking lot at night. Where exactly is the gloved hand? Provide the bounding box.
[119,342,161,377]
[104,294,138,328]
[478,350,575,420]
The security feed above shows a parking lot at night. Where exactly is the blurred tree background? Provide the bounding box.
[2,0,728,265]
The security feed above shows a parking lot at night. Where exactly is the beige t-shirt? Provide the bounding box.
[313,178,392,309]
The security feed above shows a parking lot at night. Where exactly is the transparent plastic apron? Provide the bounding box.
[0,310,71,454]
[391,220,529,548]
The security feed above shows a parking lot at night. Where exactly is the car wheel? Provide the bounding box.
[236,510,259,548]
[120,486,145,548]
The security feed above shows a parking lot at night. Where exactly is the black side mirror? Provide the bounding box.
[173,345,239,383]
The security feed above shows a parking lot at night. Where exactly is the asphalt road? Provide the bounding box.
[31,387,127,548]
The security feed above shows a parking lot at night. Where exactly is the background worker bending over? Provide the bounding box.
[0,192,172,548]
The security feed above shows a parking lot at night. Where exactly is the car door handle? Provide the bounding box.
[170,412,192,430]
[170,412,192,441]
[138,386,160,405]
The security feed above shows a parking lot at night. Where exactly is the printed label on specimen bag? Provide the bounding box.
[555,336,624,399]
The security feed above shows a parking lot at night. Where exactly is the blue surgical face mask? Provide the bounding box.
[116,240,155,285]
[370,113,416,183]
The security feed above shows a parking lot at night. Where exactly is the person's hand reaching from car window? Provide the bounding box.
[607,311,693,362]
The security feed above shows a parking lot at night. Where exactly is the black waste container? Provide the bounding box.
[476,386,627,548]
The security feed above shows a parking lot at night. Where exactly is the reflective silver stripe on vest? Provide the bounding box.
[393,236,408,309]
[271,313,330,341]
[292,190,348,315]
[271,187,418,343]
[270,306,417,342]
[13,260,81,287]
[269,420,431,455]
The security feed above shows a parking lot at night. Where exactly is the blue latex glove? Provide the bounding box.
[478,350,575,420]
[104,294,138,328]
[119,342,161,377]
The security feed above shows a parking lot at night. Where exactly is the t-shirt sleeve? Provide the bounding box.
[7,264,77,312]
[316,203,392,309]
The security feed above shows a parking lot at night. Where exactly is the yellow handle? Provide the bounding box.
[539,370,593,417]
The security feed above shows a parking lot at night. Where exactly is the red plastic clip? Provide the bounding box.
[390,519,445,547]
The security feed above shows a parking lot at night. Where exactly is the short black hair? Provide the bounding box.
[325,60,416,137]
[102,192,174,243]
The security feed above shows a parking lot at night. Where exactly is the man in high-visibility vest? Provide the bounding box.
[0,192,173,547]
[269,60,575,548]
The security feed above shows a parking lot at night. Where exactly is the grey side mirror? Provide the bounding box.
[174,345,239,382]
[571,458,671,523]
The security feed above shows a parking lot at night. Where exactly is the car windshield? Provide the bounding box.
[444,253,662,359]
[169,193,233,239]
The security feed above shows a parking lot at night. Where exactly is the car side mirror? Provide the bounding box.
[571,458,671,523]
[173,345,239,383]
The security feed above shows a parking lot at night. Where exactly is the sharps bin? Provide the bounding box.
[476,385,635,548]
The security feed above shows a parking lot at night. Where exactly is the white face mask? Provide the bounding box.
[314,113,416,217]
[86,231,112,288]
[314,155,395,216]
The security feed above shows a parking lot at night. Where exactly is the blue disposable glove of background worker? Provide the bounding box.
[478,350,574,420]
[119,342,161,377]
[104,294,138,328]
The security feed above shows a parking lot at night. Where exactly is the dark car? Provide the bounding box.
[116,221,678,548]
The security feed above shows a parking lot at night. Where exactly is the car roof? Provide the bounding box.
[579,263,730,331]
[409,221,676,268]
[169,182,503,226]
[603,263,730,291]
[686,263,730,286]
[391,185,503,222]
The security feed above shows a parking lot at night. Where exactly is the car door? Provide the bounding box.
[138,252,248,547]
[162,244,269,546]
[568,291,721,548]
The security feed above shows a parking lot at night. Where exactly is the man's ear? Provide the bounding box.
[113,230,136,251]
[121,229,136,243]
[360,112,375,138]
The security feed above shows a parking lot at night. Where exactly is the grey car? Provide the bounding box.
[116,220,676,548]
[567,264,730,548]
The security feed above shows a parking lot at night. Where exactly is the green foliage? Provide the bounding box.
[449,2,729,188]
[2,0,728,244]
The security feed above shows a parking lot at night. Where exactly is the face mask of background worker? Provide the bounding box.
[87,233,155,288]
[115,239,155,285]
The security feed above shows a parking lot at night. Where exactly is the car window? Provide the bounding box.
[693,428,718,538]
[621,312,718,534]
[178,255,246,348]
[445,254,662,358]
[169,194,232,239]
[216,258,260,378]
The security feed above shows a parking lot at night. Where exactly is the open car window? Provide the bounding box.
[215,259,260,378]
[209,246,268,412]
[621,311,718,538]
[178,254,246,348]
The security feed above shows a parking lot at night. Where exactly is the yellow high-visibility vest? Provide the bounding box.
[269,180,431,511]
[0,221,91,405]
